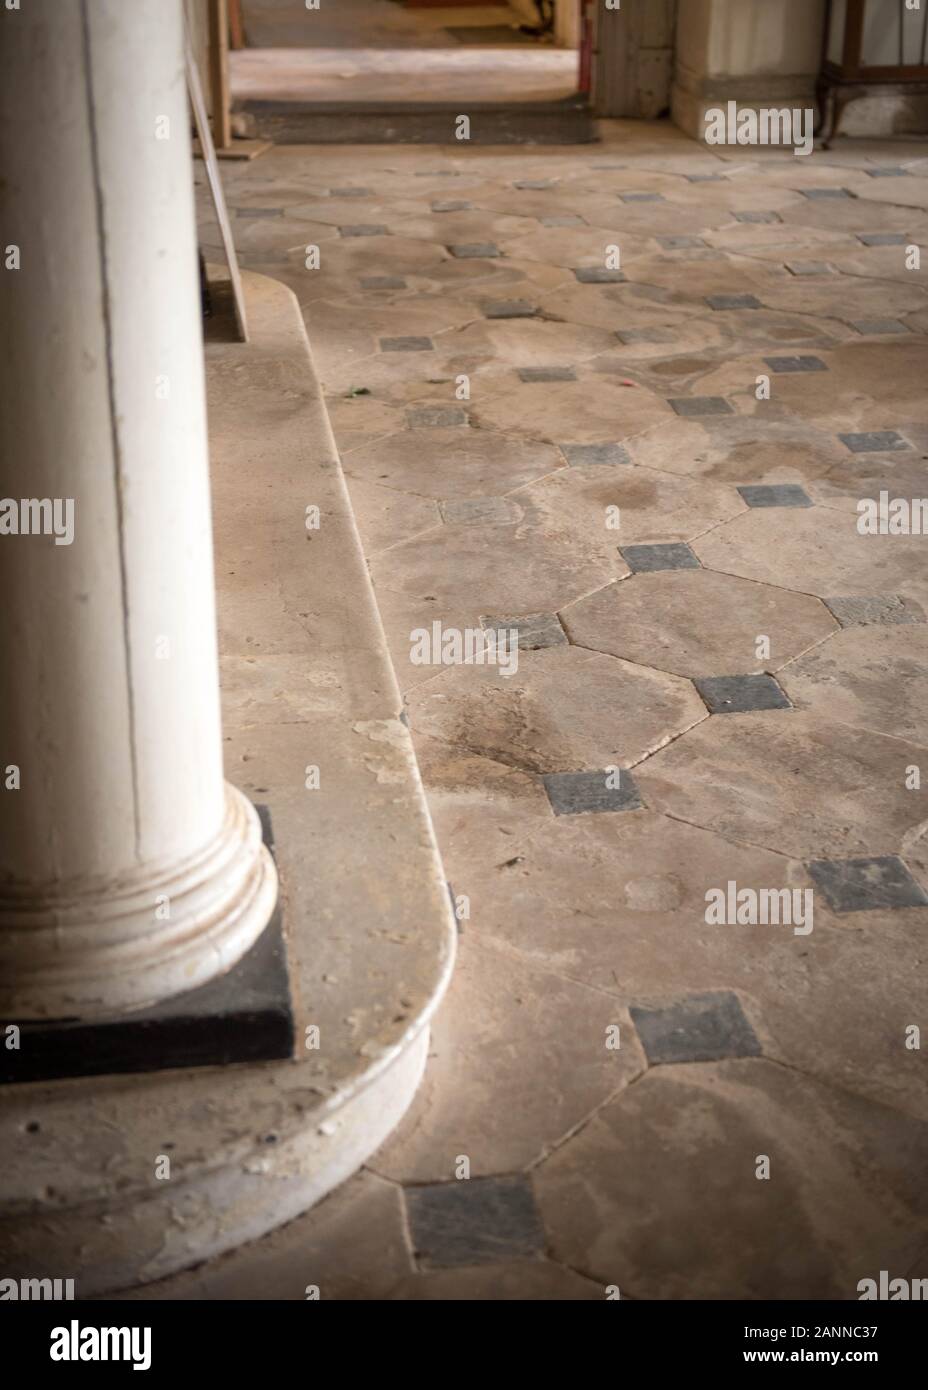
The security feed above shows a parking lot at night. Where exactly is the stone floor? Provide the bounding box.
[174,122,928,1299]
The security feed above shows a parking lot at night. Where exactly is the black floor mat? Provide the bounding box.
[445,26,540,44]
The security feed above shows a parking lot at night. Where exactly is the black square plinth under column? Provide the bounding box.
[1,806,295,1085]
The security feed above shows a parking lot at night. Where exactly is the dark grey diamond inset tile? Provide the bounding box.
[620,542,699,573]
[617,327,674,344]
[380,336,433,352]
[482,299,537,319]
[481,611,566,650]
[448,242,500,258]
[441,496,520,526]
[856,232,907,246]
[786,260,835,276]
[407,405,467,428]
[541,214,584,227]
[432,199,472,213]
[706,293,761,310]
[233,206,283,219]
[361,275,406,290]
[807,856,928,914]
[851,319,911,335]
[543,768,642,816]
[330,187,372,197]
[514,178,557,190]
[838,430,910,453]
[764,354,827,373]
[802,187,854,199]
[620,191,664,202]
[668,396,734,417]
[574,266,626,284]
[631,992,761,1065]
[865,166,910,177]
[695,673,792,713]
[737,483,813,508]
[518,366,576,382]
[824,594,927,628]
[416,169,459,177]
[561,442,630,467]
[657,235,708,249]
[733,210,782,224]
[340,224,388,237]
[405,1176,545,1270]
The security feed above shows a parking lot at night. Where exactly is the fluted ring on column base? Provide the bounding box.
[0,787,278,1021]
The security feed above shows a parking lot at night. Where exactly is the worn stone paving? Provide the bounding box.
[181,123,928,1300]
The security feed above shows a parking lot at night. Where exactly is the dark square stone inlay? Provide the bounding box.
[851,319,910,336]
[764,355,827,373]
[562,442,630,467]
[706,293,761,310]
[824,594,927,628]
[807,856,928,914]
[695,674,792,713]
[448,242,500,258]
[574,266,626,284]
[737,484,813,508]
[543,768,642,816]
[380,336,433,353]
[407,405,467,428]
[620,192,664,202]
[483,300,537,319]
[620,542,699,573]
[733,211,781,224]
[668,396,733,417]
[857,233,907,247]
[866,167,909,177]
[405,1176,546,1270]
[0,806,294,1085]
[339,224,388,237]
[631,992,761,1065]
[839,430,910,453]
[432,200,472,212]
[330,187,372,198]
[802,187,854,199]
[481,612,566,650]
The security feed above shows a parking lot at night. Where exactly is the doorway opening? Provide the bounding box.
[231,0,592,144]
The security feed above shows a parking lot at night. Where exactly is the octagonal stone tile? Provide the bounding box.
[448,317,617,366]
[625,415,846,483]
[343,478,441,556]
[563,570,836,677]
[473,806,813,995]
[471,377,671,445]
[534,1060,928,1298]
[368,938,645,1183]
[779,624,928,741]
[514,464,743,547]
[405,646,705,775]
[343,428,562,499]
[692,506,928,608]
[373,523,626,616]
[636,709,927,859]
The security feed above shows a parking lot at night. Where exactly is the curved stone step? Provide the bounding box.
[0,271,456,1297]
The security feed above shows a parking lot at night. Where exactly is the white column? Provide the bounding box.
[0,0,277,1019]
